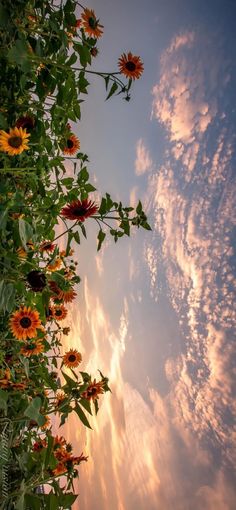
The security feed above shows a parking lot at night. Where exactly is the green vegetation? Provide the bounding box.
[0,0,149,507]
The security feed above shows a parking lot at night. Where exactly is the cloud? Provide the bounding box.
[135,138,153,175]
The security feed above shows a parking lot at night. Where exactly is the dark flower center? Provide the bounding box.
[27,270,46,290]
[20,317,32,328]
[67,139,74,149]
[9,136,22,148]
[125,61,136,72]
[73,206,87,216]
[88,16,97,28]
[55,309,62,316]
[87,387,97,396]
[26,343,36,350]
[68,354,76,362]
[23,121,33,130]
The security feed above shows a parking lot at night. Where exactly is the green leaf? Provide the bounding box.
[0,388,8,410]
[85,183,96,192]
[97,230,106,251]
[18,219,33,248]
[74,403,92,429]
[24,397,44,425]
[0,112,7,129]
[136,200,142,215]
[44,434,54,469]
[24,494,42,510]
[61,370,77,388]
[0,208,8,230]
[76,45,91,67]
[8,39,32,71]
[73,101,81,119]
[15,493,25,510]
[0,6,8,27]
[60,493,77,507]
[94,399,99,415]
[120,219,130,236]
[73,230,80,244]
[20,356,29,378]
[79,166,89,182]
[79,371,91,383]
[66,52,77,66]
[60,413,68,427]
[79,397,92,415]
[78,72,90,94]
[61,177,74,188]
[104,75,110,90]
[80,223,87,238]
[98,197,107,215]
[141,221,152,231]
[106,82,118,100]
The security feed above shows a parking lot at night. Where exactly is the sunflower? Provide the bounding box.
[62,134,80,155]
[62,327,71,336]
[0,127,30,155]
[118,52,144,80]
[40,415,51,430]
[81,8,103,38]
[39,240,56,253]
[59,288,77,303]
[16,115,35,131]
[52,462,67,476]
[60,198,98,222]
[17,247,27,260]
[70,453,88,465]
[51,284,77,304]
[81,379,105,401]
[47,257,62,272]
[17,241,34,259]
[27,270,47,292]
[20,340,45,357]
[63,349,82,368]
[12,382,27,391]
[33,439,47,452]
[11,212,25,220]
[60,248,74,257]
[51,304,68,321]
[55,391,66,409]
[9,306,42,341]
[0,368,11,388]
[53,435,67,450]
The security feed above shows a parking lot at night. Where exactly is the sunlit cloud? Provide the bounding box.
[135,138,153,175]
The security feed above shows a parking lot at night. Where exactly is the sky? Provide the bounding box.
[60,1,236,508]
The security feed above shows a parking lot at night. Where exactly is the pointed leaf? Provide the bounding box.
[74,403,92,429]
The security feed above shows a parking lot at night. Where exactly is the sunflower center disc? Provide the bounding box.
[68,354,76,362]
[74,207,87,216]
[27,343,36,350]
[20,317,32,328]
[67,139,74,149]
[88,16,96,28]
[126,61,136,72]
[9,136,23,148]
[88,387,97,396]
[55,310,62,316]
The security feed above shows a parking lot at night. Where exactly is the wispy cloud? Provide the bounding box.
[135,138,153,175]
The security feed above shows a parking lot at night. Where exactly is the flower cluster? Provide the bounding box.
[0,0,146,507]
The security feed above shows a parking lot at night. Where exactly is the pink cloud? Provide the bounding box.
[135,138,153,175]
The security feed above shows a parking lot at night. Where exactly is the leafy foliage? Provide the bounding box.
[0,0,149,507]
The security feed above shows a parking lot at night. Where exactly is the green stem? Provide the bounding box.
[53,220,79,242]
